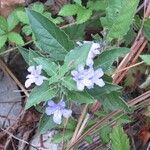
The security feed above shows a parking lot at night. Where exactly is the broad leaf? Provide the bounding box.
[65,43,91,69]
[31,2,44,14]
[25,82,56,109]
[143,19,150,41]
[0,16,7,32]
[0,35,7,49]
[140,55,150,65]
[38,114,56,134]
[8,32,24,45]
[22,25,32,36]
[67,91,95,104]
[34,57,58,76]
[27,10,74,60]
[110,126,130,150]
[95,47,130,71]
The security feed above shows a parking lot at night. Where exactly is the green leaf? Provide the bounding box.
[143,19,150,41]
[31,2,44,14]
[62,76,77,91]
[0,16,7,32]
[95,47,130,71]
[140,55,150,65]
[0,35,7,49]
[25,82,57,109]
[27,10,74,60]
[87,0,107,11]
[67,91,95,104]
[59,4,79,16]
[52,130,73,144]
[15,7,29,24]
[100,92,129,111]
[63,23,86,41]
[7,11,19,31]
[38,114,57,134]
[65,43,91,69]
[8,32,24,45]
[22,25,32,36]
[34,57,58,76]
[89,82,122,98]
[110,126,130,150]
[101,0,139,40]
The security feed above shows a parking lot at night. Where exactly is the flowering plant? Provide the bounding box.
[19,7,133,149]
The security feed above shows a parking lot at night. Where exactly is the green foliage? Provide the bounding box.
[38,114,57,134]
[140,55,150,65]
[101,0,139,40]
[25,82,57,109]
[95,47,130,71]
[110,126,130,150]
[143,19,150,41]
[27,10,74,60]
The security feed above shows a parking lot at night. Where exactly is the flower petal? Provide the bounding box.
[25,78,34,88]
[27,66,35,73]
[62,109,72,118]
[35,76,44,86]
[78,65,84,72]
[36,65,42,74]
[58,100,65,108]
[77,81,85,91]
[53,110,62,124]
[94,68,104,78]
[95,78,105,87]
[45,107,56,115]
[71,70,78,76]
[82,78,93,86]
[48,100,55,106]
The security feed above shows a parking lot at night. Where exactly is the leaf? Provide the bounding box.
[34,57,58,76]
[101,0,139,40]
[8,32,24,45]
[22,25,32,36]
[140,55,150,65]
[38,114,56,134]
[100,92,129,111]
[52,130,73,144]
[95,47,130,71]
[59,4,80,16]
[110,126,130,150]
[64,43,91,69]
[31,2,44,14]
[143,19,150,41]
[25,82,57,109]
[0,16,8,32]
[87,0,107,11]
[27,10,74,60]
[67,91,95,104]
[7,11,19,31]
[0,35,7,49]
[89,82,122,98]
[63,23,86,41]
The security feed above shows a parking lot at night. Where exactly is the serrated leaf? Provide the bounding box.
[38,114,56,134]
[8,32,24,45]
[34,57,58,76]
[143,19,150,41]
[110,126,130,150]
[7,11,19,31]
[0,16,7,32]
[31,2,44,14]
[101,0,139,40]
[100,92,129,111]
[22,25,32,36]
[95,47,130,71]
[59,4,79,16]
[67,91,95,104]
[63,23,86,41]
[0,35,7,49]
[65,43,91,69]
[27,10,74,60]
[25,82,56,109]
[140,55,150,65]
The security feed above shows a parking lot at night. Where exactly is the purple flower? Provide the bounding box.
[45,100,72,124]
[71,65,105,91]
[25,65,47,88]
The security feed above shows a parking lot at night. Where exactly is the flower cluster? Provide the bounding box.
[25,65,47,88]
[71,65,105,91]
[45,100,72,124]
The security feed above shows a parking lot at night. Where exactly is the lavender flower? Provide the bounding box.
[45,100,72,124]
[25,65,47,88]
[71,65,105,91]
